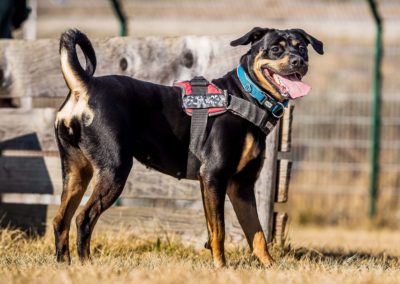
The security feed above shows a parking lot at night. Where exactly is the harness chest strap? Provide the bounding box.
[186,77,210,179]
[179,85,277,134]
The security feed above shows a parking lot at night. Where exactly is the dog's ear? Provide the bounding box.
[292,29,324,55]
[230,27,271,47]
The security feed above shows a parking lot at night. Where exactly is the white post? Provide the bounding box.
[23,0,37,40]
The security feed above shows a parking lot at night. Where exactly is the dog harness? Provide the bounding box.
[176,68,287,179]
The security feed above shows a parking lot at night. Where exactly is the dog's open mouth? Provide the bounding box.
[262,67,311,99]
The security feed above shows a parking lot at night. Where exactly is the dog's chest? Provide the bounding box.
[236,133,261,172]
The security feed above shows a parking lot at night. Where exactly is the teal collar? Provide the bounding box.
[236,65,288,118]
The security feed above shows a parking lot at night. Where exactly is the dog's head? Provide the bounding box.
[231,27,324,101]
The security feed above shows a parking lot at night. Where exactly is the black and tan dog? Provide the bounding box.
[53,27,323,267]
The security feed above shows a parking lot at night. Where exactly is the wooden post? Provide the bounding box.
[273,104,294,245]
[255,124,279,242]
[20,0,35,110]
[273,212,288,247]
[275,159,292,203]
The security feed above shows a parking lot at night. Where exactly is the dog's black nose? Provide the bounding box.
[290,56,305,68]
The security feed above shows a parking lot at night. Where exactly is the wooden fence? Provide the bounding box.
[0,36,292,246]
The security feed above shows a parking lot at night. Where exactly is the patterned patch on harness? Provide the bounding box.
[183,94,226,109]
[175,81,227,116]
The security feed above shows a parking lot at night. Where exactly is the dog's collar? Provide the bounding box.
[236,64,288,118]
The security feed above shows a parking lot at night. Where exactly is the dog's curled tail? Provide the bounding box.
[59,29,97,92]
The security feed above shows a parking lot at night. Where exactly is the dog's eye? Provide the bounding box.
[270,45,281,53]
[299,46,306,54]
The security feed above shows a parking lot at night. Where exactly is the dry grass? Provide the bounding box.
[0,226,399,284]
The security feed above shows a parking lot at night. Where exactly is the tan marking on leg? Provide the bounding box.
[203,220,212,249]
[210,227,225,268]
[252,231,274,266]
[55,152,93,218]
[75,166,102,263]
[227,177,274,267]
[201,179,226,268]
[53,150,93,263]
[237,133,260,172]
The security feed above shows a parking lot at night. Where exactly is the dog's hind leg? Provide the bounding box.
[75,154,132,262]
[199,169,228,268]
[53,146,93,264]
[227,158,274,267]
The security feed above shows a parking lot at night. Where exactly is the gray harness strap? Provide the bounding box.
[227,95,277,135]
[186,77,210,179]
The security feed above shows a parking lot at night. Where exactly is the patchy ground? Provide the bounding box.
[1,226,399,284]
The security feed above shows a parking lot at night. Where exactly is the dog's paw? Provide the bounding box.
[213,258,226,269]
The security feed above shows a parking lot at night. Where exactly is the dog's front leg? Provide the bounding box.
[227,178,274,267]
[199,171,227,268]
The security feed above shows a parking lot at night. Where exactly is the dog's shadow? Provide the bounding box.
[228,246,399,269]
[287,246,399,267]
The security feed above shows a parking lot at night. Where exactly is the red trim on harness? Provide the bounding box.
[175,81,226,116]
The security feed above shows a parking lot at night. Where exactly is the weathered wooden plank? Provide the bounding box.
[0,155,201,200]
[0,193,63,205]
[273,212,288,246]
[47,203,245,246]
[0,36,246,98]
[31,97,65,108]
[255,123,279,242]
[1,150,58,157]
[279,104,294,152]
[275,159,292,203]
[123,166,200,200]
[0,108,57,152]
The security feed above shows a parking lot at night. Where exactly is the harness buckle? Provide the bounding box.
[190,76,209,87]
[271,102,285,118]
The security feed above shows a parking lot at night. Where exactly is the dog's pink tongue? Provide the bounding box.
[276,74,311,99]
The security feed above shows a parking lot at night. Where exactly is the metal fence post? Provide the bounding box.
[367,0,383,218]
[110,0,127,36]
